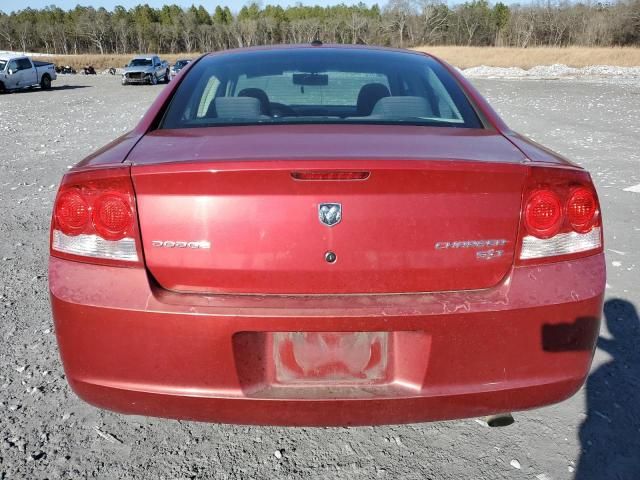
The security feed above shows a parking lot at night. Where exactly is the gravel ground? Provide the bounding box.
[0,74,638,480]
[462,64,640,79]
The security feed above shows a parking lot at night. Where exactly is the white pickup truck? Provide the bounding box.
[0,55,57,92]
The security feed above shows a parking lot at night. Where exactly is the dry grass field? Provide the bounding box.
[37,46,640,71]
[414,46,640,68]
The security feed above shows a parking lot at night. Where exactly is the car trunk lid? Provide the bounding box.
[129,125,527,294]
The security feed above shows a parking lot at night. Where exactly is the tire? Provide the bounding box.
[40,74,51,90]
[0,81,5,94]
[148,74,157,86]
[164,69,170,83]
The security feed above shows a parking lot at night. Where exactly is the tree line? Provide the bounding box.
[0,0,638,56]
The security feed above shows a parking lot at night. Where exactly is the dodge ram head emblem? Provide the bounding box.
[318,203,342,227]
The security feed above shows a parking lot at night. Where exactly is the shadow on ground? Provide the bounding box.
[1,84,92,94]
[576,299,640,479]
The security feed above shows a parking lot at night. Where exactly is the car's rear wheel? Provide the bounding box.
[40,74,51,90]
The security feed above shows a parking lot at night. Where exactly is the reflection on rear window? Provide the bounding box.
[161,48,482,129]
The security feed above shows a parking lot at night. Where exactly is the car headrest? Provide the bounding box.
[371,96,433,118]
[212,97,264,119]
[238,88,271,116]
[356,83,391,116]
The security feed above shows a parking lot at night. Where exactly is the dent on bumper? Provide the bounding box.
[49,254,605,426]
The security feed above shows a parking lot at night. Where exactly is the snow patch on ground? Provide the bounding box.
[0,50,48,57]
[462,63,640,79]
[100,68,125,75]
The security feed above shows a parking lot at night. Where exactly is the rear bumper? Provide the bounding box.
[50,254,605,426]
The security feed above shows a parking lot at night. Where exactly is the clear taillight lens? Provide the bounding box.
[51,231,139,262]
[50,167,141,266]
[520,227,601,260]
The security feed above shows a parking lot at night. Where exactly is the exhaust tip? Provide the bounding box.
[484,413,515,427]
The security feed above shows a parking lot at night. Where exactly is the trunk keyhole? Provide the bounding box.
[325,251,337,264]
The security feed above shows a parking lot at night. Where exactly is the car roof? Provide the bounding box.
[205,43,433,60]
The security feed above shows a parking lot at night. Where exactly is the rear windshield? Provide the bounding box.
[161,48,482,129]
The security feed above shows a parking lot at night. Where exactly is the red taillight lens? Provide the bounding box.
[92,193,133,241]
[54,190,90,235]
[567,187,597,233]
[524,189,562,238]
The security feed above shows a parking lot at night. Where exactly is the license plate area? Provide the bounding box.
[232,331,431,397]
[273,332,388,384]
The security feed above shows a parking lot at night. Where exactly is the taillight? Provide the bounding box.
[92,193,134,241]
[54,190,90,235]
[518,168,602,263]
[291,171,370,181]
[50,167,142,266]
[523,189,562,238]
[567,187,597,233]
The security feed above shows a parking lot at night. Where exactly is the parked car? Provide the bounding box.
[170,59,191,80]
[56,65,76,74]
[122,55,169,85]
[0,55,56,92]
[49,44,605,426]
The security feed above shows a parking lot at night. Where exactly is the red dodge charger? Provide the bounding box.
[49,44,605,426]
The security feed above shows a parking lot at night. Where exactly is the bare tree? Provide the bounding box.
[384,0,415,47]
[0,1,638,57]
[15,20,31,53]
[349,12,368,44]
[0,15,14,51]
[78,9,111,54]
[180,10,197,52]
[456,1,492,46]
